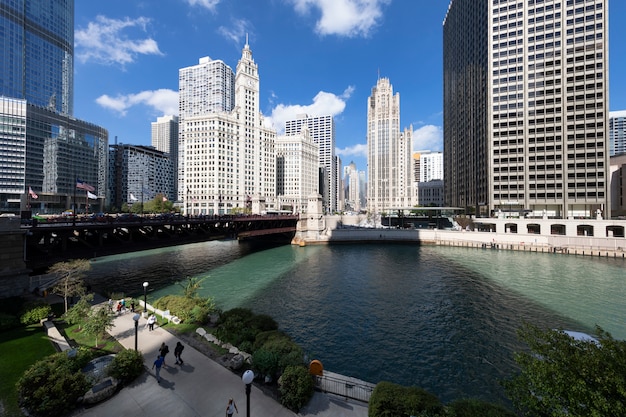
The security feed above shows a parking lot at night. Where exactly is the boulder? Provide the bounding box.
[229,354,244,370]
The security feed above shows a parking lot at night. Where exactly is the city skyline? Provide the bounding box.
[72,1,626,175]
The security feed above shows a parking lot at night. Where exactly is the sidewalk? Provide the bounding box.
[71,307,368,417]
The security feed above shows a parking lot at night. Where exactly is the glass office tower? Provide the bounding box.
[0,0,74,115]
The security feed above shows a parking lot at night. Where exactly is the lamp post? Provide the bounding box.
[143,281,149,316]
[242,370,254,417]
[132,313,140,351]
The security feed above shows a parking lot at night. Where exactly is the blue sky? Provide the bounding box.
[74,0,626,174]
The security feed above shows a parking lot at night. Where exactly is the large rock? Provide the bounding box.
[229,354,245,370]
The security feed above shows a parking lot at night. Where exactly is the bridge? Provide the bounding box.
[21,214,299,271]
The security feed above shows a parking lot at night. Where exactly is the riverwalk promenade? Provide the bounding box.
[71,305,368,417]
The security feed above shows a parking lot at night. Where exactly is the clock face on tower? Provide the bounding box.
[247,80,253,87]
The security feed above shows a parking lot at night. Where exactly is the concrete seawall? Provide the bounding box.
[292,226,626,258]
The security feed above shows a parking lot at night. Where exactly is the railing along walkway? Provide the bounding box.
[313,370,375,403]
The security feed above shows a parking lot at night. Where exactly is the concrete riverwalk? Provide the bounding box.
[70,306,369,417]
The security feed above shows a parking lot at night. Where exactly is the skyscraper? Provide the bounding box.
[0,0,108,214]
[0,0,74,115]
[178,41,276,215]
[276,127,319,213]
[177,57,235,202]
[152,115,179,200]
[443,0,610,218]
[285,115,336,213]
[367,77,413,214]
[609,111,626,157]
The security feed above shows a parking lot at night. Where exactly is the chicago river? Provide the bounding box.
[85,240,626,405]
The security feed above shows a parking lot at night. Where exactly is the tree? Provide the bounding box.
[83,306,114,347]
[503,323,626,417]
[62,293,94,331]
[49,259,90,313]
[178,276,205,299]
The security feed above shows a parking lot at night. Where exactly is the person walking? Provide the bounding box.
[147,314,156,331]
[159,342,170,367]
[174,341,185,365]
[152,355,164,383]
[226,398,238,416]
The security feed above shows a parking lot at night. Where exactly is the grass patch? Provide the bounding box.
[0,324,56,416]
[58,321,123,354]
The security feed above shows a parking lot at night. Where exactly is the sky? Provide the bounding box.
[73,0,626,175]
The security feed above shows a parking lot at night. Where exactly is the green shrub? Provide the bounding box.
[0,311,20,330]
[17,351,90,417]
[253,330,304,371]
[215,308,260,346]
[107,349,145,383]
[369,381,444,417]
[19,303,52,325]
[154,294,214,324]
[252,348,280,379]
[279,365,314,411]
[447,399,516,417]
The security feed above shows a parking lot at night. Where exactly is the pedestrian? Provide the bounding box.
[147,314,156,331]
[159,342,170,366]
[107,299,113,312]
[174,341,185,365]
[130,300,135,312]
[226,398,238,416]
[116,302,122,314]
[152,355,164,383]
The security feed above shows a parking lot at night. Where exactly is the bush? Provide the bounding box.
[447,399,516,417]
[215,308,278,347]
[278,365,314,411]
[253,330,304,371]
[108,349,145,383]
[19,302,52,325]
[369,381,444,417]
[252,348,280,379]
[17,351,90,417]
[0,311,20,330]
[154,294,215,324]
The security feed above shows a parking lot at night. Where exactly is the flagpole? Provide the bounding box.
[85,190,89,216]
[73,179,77,226]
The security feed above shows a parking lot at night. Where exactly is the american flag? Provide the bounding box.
[76,178,95,192]
[28,186,38,199]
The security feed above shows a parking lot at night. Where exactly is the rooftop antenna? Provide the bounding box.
[245,33,249,47]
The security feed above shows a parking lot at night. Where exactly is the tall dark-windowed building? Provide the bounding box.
[443,0,610,218]
[0,0,108,214]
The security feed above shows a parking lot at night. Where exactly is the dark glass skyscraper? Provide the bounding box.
[0,0,74,115]
[0,0,108,214]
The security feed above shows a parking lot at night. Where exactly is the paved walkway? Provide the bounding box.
[71,307,368,417]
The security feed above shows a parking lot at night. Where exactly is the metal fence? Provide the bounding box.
[313,373,375,403]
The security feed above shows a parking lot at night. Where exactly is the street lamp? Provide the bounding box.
[143,281,149,316]
[132,313,140,351]
[242,369,254,417]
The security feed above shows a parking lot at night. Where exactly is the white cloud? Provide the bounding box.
[413,125,443,152]
[218,19,252,45]
[337,143,368,159]
[266,86,354,132]
[76,16,163,66]
[289,0,390,37]
[186,0,221,12]
[96,89,179,116]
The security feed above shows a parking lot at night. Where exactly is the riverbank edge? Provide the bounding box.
[292,228,626,258]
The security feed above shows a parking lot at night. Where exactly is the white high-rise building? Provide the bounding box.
[178,41,276,215]
[610,111,626,157]
[367,77,413,213]
[344,161,361,212]
[416,151,443,183]
[276,126,319,213]
[151,115,179,200]
[285,115,337,213]
[444,0,610,218]
[177,57,235,202]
